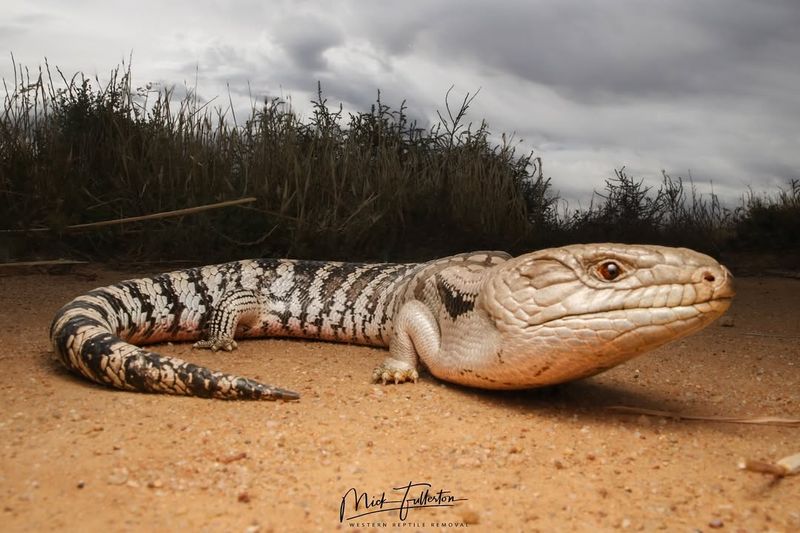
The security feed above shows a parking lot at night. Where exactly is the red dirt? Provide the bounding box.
[0,267,798,532]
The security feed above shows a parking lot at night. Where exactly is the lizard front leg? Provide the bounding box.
[193,289,262,352]
[373,300,440,385]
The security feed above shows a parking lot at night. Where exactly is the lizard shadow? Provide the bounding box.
[42,350,92,383]
[440,376,728,433]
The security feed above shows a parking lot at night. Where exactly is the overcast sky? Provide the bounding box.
[3,0,799,205]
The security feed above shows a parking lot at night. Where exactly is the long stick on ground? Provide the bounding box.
[607,406,800,427]
[0,197,258,233]
[0,259,88,268]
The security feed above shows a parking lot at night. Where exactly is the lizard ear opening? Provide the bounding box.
[509,257,578,290]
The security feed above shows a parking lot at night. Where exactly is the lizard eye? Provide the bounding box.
[597,261,622,281]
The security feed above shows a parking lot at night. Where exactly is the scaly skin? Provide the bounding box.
[50,244,734,400]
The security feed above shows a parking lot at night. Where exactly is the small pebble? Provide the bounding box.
[107,467,129,485]
[461,509,480,524]
[708,518,724,528]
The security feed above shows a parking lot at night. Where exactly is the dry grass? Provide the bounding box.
[1,62,797,263]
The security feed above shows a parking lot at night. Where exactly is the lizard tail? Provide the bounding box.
[50,303,299,401]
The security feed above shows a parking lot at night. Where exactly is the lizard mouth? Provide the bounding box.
[536,296,733,331]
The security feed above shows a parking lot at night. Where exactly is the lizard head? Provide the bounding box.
[479,243,735,387]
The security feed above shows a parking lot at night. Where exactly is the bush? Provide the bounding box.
[0,64,553,262]
[1,61,796,265]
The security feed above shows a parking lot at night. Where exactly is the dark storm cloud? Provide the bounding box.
[355,0,800,103]
[272,14,344,72]
[169,0,799,117]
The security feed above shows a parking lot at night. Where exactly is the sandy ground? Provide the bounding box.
[0,266,798,533]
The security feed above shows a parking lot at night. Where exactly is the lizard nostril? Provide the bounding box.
[703,272,716,283]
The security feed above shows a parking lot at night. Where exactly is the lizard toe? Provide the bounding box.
[193,338,238,352]
[372,359,419,386]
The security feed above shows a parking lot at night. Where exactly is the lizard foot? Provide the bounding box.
[193,337,238,352]
[372,358,419,385]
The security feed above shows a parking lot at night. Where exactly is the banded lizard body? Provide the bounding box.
[50,244,734,400]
